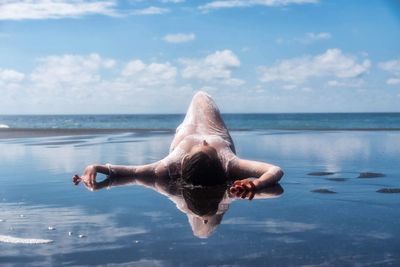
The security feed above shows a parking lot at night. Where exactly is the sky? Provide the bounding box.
[0,0,399,114]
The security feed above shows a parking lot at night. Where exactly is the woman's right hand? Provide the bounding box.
[73,165,98,191]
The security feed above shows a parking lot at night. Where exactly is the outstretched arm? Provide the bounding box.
[229,158,284,199]
[73,161,167,191]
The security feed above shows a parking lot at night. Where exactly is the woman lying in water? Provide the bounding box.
[73,91,284,200]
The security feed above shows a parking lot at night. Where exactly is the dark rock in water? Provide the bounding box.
[325,178,348,182]
[311,188,337,194]
[307,172,335,176]
[376,188,400,193]
[358,172,385,178]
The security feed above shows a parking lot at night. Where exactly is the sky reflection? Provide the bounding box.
[0,130,399,266]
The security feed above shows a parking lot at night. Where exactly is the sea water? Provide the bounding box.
[1,113,400,130]
[0,114,399,266]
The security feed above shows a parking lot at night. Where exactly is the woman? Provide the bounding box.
[73,91,284,200]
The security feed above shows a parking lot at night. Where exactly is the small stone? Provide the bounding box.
[20,214,24,218]
[48,226,55,230]
[0,219,4,222]
[78,234,86,238]
[68,232,73,236]
[376,188,400,194]
[134,240,139,244]
[358,172,385,178]
[311,188,337,194]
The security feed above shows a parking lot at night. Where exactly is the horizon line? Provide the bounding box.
[1,112,400,116]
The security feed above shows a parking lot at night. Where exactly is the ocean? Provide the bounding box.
[1,113,400,130]
[0,113,399,266]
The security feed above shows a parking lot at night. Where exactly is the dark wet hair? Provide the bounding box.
[180,150,226,186]
[182,185,227,216]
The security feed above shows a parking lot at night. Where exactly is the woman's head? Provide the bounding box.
[180,141,226,186]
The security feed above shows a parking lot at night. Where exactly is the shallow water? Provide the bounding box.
[1,113,400,130]
[0,130,399,266]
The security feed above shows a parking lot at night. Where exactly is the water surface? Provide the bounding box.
[0,130,399,266]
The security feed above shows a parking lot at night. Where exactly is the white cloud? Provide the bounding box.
[0,68,25,82]
[180,50,244,85]
[379,59,400,85]
[163,33,195,43]
[0,53,183,113]
[258,49,371,84]
[0,0,118,20]
[387,78,400,85]
[121,59,177,86]
[26,54,176,101]
[327,79,364,88]
[379,59,400,74]
[30,53,116,87]
[0,68,25,92]
[132,6,170,15]
[199,0,318,11]
[275,32,331,45]
[300,32,331,44]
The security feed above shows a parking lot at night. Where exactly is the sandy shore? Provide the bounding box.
[0,128,174,139]
[2,127,400,140]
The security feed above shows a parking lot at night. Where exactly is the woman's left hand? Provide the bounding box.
[229,178,257,200]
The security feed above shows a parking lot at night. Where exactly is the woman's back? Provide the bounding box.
[164,91,237,178]
[170,91,235,153]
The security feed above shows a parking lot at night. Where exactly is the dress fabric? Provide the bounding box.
[163,91,236,178]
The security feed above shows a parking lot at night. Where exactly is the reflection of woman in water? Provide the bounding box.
[73,91,284,237]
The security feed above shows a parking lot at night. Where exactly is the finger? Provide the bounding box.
[242,181,256,192]
[248,190,255,200]
[88,175,95,188]
[235,186,245,194]
[235,190,242,198]
[243,184,250,192]
[233,180,243,186]
[248,181,256,191]
[230,186,237,194]
[82,179,94,191]
[73,175,82,185]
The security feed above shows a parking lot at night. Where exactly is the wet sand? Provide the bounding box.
[0,128,175,139]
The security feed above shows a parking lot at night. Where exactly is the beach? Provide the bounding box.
[0,127,399,266]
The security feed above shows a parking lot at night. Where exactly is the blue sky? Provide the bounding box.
[0,0,399,114]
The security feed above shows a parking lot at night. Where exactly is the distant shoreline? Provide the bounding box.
[2,128,400,139]
[1,112,400,116]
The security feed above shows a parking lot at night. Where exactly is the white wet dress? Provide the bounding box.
[162,91,237,179]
